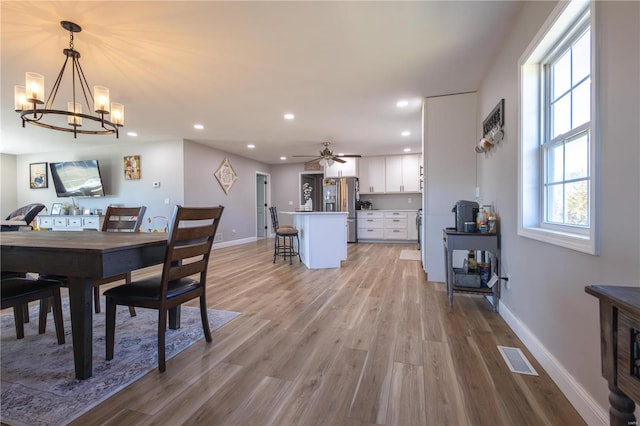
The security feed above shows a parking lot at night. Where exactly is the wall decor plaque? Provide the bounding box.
[214,157,238,195]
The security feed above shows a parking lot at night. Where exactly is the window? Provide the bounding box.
[544,26,591,230]
[519,0,599,254]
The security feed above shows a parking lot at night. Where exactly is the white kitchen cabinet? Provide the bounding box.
[324,158,358,178]
[357,210,418,242]
[385,154,421,193]
[37,215,102,231]
[358,156,386,194]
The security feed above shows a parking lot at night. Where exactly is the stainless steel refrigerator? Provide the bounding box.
[323,177,358,242]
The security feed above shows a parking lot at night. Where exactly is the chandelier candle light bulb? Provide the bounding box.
[67,102,82,126]
[25,73,44,104]
[111,103,124,126]
[94,86,110,114]
[14,86,26,111]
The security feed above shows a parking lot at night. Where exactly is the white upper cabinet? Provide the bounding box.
[324,158,358,178]
[358,156,386,194]
[385,154,422,193]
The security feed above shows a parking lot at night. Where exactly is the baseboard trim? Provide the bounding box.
[498,301,608,425]
[212,236,257,249]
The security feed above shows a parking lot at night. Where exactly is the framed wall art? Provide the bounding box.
[51,203,62,215]
[124,155,141,180]
[214,157,238,195]
[29,162,48,188]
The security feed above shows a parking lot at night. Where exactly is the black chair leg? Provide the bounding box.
[273,234,278,263]
[106,298,116,361]
[296,234,301,262]
[22,303,30,323]
[94,286,101,314]
[199,296,212,343]
[12,306,25,339]
[51,288,65,345]
[158,308,167,372]
[38,297,50,334]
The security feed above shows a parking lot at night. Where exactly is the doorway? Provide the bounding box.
[299,172,324,211]
[256,172,270,238]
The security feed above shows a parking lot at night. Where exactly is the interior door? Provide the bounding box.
[256,174,267,238]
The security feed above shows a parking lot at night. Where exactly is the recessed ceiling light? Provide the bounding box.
[396,100,409,108]
[193,124,204,130]
[280,156,287,160]
[127,132,138,137]
[403,148,412,152]
[284,113,295,120]
[401,131,411,137]
[247,144,255,149]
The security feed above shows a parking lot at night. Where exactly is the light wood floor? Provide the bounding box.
[72,240,584,426]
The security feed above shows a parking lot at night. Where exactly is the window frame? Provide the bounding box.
[518,0,599,255]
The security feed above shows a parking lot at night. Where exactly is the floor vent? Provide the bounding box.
[497,345,538,376]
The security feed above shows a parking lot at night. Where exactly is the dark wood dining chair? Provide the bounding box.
[39,206,147,317]
[1,277,65,344]
[92,206,147,316]
[105,205,224,372]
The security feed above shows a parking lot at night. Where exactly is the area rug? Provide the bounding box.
[0,298,240,426]
[399,249,421,261]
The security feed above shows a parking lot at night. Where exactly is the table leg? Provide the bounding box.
[67,277,93,379]
[443,243,453,310]
[169,306,181,330]
[608,382,636,426]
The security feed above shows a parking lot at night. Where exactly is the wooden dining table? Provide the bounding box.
[1,230,168,379]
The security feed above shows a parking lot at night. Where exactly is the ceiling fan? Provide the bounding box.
[293,142,362,165]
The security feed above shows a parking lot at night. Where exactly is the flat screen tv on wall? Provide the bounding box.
[49,160,106,197]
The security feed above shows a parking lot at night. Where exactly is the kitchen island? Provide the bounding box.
[280,211,347,269]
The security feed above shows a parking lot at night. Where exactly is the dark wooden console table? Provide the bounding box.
[585,285,640,426]
[443,229,500,312]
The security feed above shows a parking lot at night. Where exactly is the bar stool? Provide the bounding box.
[269,207,301,264]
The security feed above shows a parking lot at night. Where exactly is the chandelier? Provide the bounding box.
[14,21,123,138]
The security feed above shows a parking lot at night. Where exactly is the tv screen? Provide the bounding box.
[49,160,106,197]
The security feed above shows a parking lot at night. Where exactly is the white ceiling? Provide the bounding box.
[1,1,522,164]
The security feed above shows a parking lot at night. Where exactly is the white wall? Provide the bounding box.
[270,163,308,228]
[183,140,272,242]
[477,1,640,422]
[6,140,185,231]
[422,92,478,282]
[1,154,17,218]
[2,139,278,242]
[363,193,422,211]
